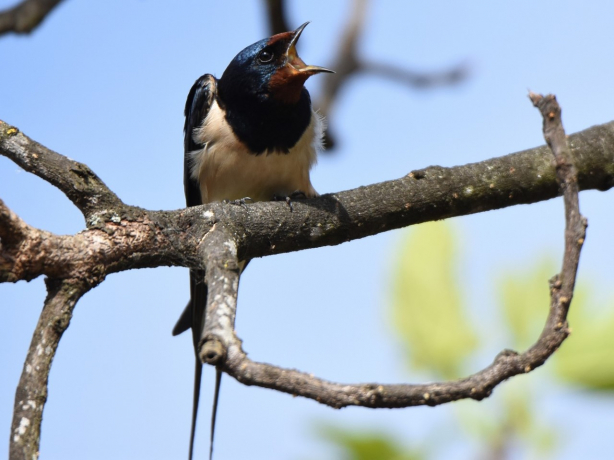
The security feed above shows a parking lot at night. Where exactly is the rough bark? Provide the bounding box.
[2,119,613,282]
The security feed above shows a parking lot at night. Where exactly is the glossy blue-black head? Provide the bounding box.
[219,22,333,105]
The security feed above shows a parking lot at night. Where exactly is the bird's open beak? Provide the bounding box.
[285,22,334,76]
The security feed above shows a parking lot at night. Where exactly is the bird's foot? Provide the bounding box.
[223,197,253,207]
[272,190,307,212]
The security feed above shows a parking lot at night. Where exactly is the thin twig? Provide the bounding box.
[529,92,587,335]
[361,60,469,89]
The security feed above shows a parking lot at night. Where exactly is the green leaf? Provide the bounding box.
[390,221,478,379]
[316,426,423,460]
[498,256,614,390]
[554,290,614,390]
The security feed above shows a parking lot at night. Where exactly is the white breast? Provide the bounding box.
[188,100,323,203]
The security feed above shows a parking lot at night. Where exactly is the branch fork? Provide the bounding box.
[193,93,587,411]
[0,93,603,458]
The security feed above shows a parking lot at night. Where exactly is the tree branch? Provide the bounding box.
[0,196,201,284]
[361,59,469,89]
[1,120,613,283]
[0,100,605,456]
[9,278,87,460]
[201,93,586,410]
[199,225,241,364]
[0,198,53,283]
[0,0,64,36]
[0,121,125,224]
[529,92,586,335]
[230,120,613,261]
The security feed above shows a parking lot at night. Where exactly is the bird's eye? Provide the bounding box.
[258,49,274,64]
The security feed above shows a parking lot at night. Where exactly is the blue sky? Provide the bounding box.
[1,1,614,459]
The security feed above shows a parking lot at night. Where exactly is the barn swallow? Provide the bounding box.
[172,22,332,459]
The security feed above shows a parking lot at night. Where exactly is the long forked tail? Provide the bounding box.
[209,370,222,460]
[181,267,228,459]
[188,359,203,460]
[186,269,208,460]
[187,351,223,460]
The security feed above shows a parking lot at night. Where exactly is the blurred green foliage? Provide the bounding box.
[554,289,614,389]
[390,222,478,379]
[314,220,614,460]
[498,254,614,389]
[315,427,424,460]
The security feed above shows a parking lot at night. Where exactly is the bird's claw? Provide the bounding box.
[223,197,253,207]
[272,190,307,212]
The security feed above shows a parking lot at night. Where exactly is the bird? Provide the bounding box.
[172,22,333,460]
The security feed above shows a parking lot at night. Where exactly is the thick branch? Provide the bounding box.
[231,121,613,261]
[0,198,28,247]
[0,121,125,223]
[0,200,202,284]
[0,198,40,282]
[0,0,64,36]
[9,278,87,460]
[1,120,613,285]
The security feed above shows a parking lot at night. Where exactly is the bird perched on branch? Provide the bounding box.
[172,22,333,459]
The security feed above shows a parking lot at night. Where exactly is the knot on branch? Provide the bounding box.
[494,348,519,361]
[200,338,226,365]
[0,120,19,139]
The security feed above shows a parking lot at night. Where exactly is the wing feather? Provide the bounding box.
[184,74,217,207]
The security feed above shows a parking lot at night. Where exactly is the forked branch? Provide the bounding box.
[201,93,586,409]
[0,100,607,458]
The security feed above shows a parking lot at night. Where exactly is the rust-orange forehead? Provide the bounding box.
[266,31,294,46]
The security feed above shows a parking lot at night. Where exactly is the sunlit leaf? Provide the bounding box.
[390,221,478,379]
[315,426,424,460]
[498,256,614,389]
[554,292,614,390]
